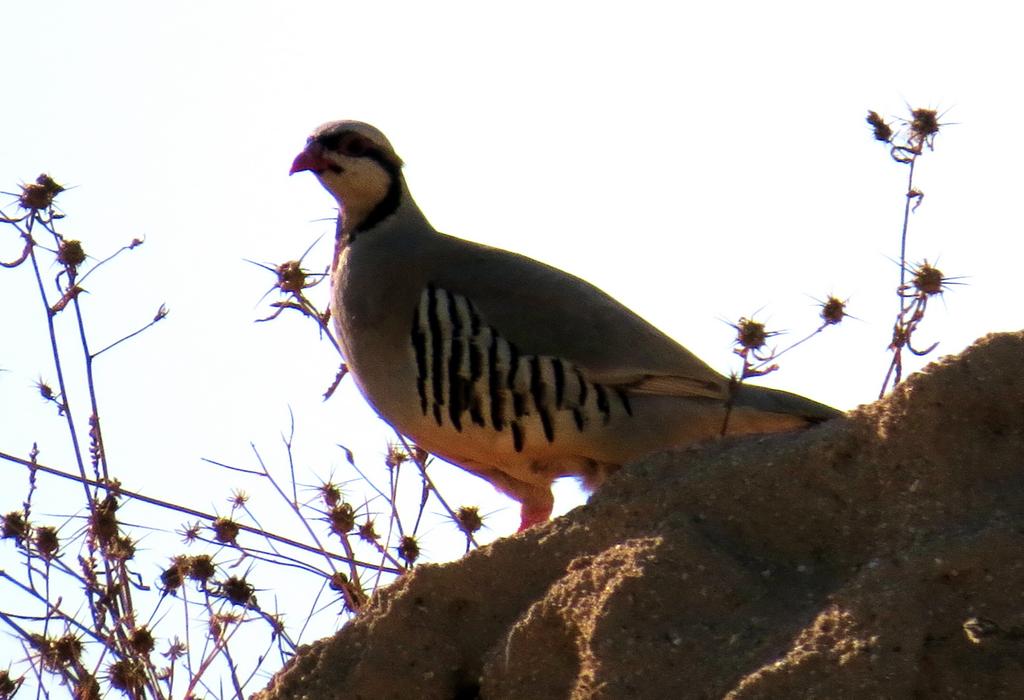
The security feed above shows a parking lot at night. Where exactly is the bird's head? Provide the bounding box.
[290,120,405,233]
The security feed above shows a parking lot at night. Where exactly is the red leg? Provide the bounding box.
[517,490,554,531]
[463,466,555,532]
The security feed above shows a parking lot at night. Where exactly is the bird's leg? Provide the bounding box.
[469,467,556,532]
[517,489,554,531]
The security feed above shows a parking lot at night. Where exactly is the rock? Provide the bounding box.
[255,331,1024,699]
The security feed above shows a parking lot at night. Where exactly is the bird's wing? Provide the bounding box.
[427,232,730,401]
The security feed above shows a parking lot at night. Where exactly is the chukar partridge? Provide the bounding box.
[290,121,842,531]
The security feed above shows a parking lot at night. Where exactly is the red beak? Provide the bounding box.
[289,144,332,175]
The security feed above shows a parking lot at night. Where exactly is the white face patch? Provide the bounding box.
[316,153,393,231]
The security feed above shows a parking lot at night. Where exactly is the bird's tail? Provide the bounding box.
[731,383,843,424]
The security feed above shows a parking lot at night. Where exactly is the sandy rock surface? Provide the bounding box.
[256,331,1024,699]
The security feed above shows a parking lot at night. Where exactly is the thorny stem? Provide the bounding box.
[0,229,33,268]
[741,323,831,380]
[91,309,166,358]
[271,279,481,549]
[72,289,109,482]
[1,561,105,643]
[880,150,922,398]
[220,636,247,700]
[0,608,34,643]
[25,217,95,506]
[247,442,367,594]
[182,616,244,698]
[36,221,112,483]
[4,197,302,697]
[721,378,737,437]
[397,433,479,549]
[216,540,335,585]
[12,213,136,649]
[0,449,393,572]
[380,446,405,570]
[42,219,139,640]
[75,238,143,286]
[899,158,916,290]
[275,253,490,520]
[340,456,416,572]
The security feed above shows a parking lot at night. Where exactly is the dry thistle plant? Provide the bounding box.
[2,176,480,699]
[867,107,959,396]
[725,105,958,416]
[254,252,487,553]
[723,296,849,433]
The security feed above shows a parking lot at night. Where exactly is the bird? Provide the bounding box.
[290,120,843,531]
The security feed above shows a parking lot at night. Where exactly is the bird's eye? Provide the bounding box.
[339,135,370,157]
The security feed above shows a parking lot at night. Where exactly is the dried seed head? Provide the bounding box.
[910,108,940,141]
[105,534,136,561]
[329,573,368,611]
[208,616,222,641]
[209,613,232,638]
[73,674,100,700]
[2,511,28,542]
[89,496,119,546]
[913,262,945,296]
[276,260,308,293]
[328,503,355,535]
[52,634,82,667]
[228,490,249,508]
[129,627,155,655]
[34,526,59,559]
[19,184,49,209]
[30,637,52,671]
[734,317,768,351]
[180,521,202,543]
[328,571,349,591]
[36,174,65,196]
[212,517,240,545]
[866,110,893,143]
[107,659,146,694]
[266,613,286,636]
[219,575,255,606]
[36,380,55,401]
[820,296,847,325]
[53,634,83,667]
[57,240,86,269]
[454,506,483,535]
[0,669,19,698]
[320,481,342,509]
[164,638,187,661]
[160,556,188,593]
[209,612,242,642]
[187,554,216,583]
[397,535,420,565]
[35,633,83,671]
[358,519,379,542]
[384,443,409,469]
[18,174,64,210]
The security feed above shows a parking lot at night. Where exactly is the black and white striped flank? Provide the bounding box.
[410,285,632,453]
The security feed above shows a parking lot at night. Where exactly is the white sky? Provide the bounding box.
[2,0,1023,688]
